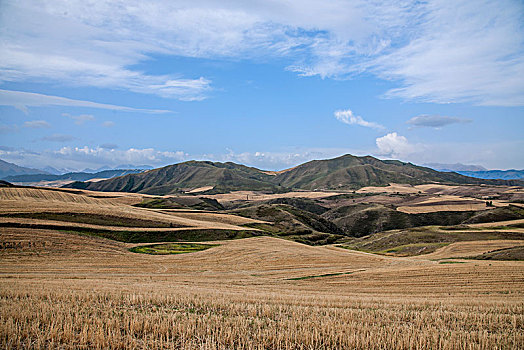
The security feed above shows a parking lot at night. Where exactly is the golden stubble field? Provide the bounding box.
[1,186,524,349]
[1,227,523,349]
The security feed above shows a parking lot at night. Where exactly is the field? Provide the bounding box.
[1,185,524,349]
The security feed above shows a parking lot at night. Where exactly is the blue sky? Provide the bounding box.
[0,0,523,171]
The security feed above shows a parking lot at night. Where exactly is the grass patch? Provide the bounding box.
[286,269,364,280]
[0,212,183,228]
[438,261,466,264]
[0,222,262,243]
[129,242,217,255]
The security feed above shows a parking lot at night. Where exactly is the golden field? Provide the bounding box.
[1,186,524,349]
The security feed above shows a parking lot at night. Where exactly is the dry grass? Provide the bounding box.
[413,240,524,259]
[0,187,260,231]
[1,228,523,349]
[200,190,343,203]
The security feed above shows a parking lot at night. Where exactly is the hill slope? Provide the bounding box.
[64,155,523,195]
[271,154,520,190]
[67,161,282,195]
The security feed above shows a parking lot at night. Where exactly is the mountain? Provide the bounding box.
[63,154,523,195]
[270,155,517,190]
[456,170,524,180]
[65,161,282,194]
[4,169,144,183]
[424,162,487,172]
[0,159,49,179]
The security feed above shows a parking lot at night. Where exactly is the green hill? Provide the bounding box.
[272,154,519,190]
[64,154,523,195]
[67,161,281,195]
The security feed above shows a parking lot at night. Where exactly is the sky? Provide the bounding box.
[0,0,523,172]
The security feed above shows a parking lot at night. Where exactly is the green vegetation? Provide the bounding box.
[0,212,183,228]
[340,226,524,256]
[322,204,524,237]
[134,196,224,211]
[129,242,217,255]
[439,261,466,264]
[466,246,524,261]
[286,270,364,280]
[234,203,344,245]
[0,222,261,243]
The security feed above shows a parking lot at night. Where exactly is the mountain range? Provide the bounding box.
[0,159,50,179]
[456,170,524,180]
[4,169,145,184]
[65,154,523,194]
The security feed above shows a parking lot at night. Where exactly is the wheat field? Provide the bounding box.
[1,226,523,349]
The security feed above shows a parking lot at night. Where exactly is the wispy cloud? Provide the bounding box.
[0,89,171,114]
[102,121,115,128]
[100,143,118,150]
[23,120,51,129]
[370,0,524,106]
[41,134,75,142]
[406,115,472,128]
[62,113,95,125]
[1,1,522,105]
[334,109,384,130]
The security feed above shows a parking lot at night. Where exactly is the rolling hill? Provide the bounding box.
[63,154,523,195]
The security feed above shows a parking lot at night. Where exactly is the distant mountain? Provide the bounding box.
[5,169,145,183]
[424,162,487,172]
[0,159,49,179]
[63,154,523,195]
[115,164,154,170]
[456,170,524,180]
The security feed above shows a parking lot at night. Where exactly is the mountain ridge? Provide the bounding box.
[0,159,50,179]
[64,154,524,194]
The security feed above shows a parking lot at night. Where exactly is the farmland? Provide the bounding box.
[1,185,524,349]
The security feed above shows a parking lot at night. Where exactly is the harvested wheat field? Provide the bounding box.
[1,226,524,349]
[1,186,524,349]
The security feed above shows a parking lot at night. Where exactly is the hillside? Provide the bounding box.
[66,161,282,195]
[271,155,520,190]
[63,154,523,195]
[0,159,48,179]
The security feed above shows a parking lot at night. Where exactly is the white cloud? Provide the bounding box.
[0,145,188,170]
[0,89,170,114]
[1,142,522,172]
[23,120,51,128]
[375,132,417,158]
[102,121,115,128]
[334,109,384,130]
[406,115,471,128]
[1,1,522,105]
[62,113,95,125]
